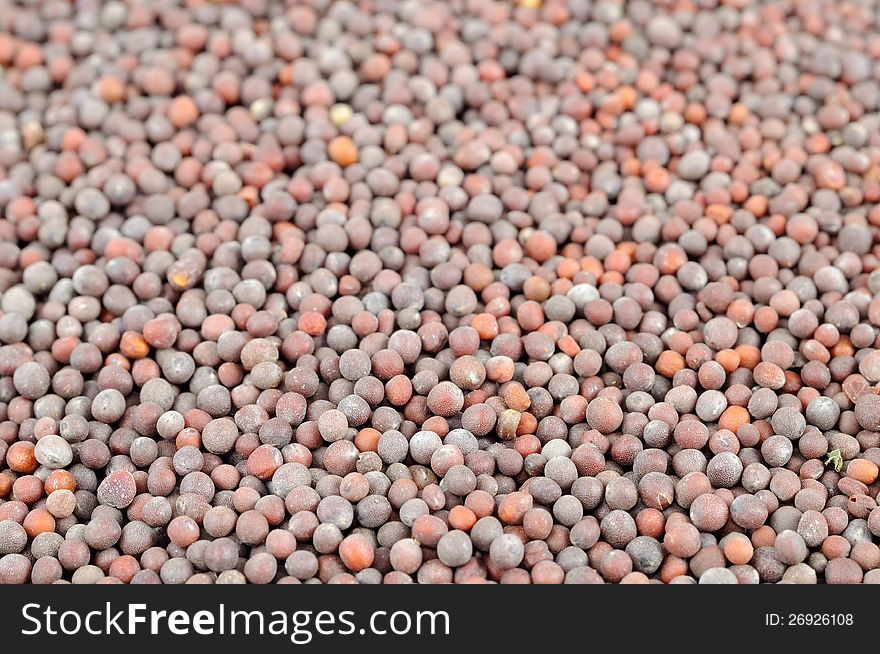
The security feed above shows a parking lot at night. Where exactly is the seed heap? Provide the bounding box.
[1,0,880,584]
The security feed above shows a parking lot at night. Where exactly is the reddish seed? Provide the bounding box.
[338,534,374,572]
[327,136,358,167]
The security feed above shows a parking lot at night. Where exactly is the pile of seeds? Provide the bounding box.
[1,0,880,585]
